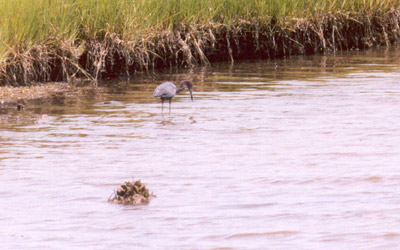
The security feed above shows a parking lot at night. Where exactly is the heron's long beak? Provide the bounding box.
[189,89,193,101]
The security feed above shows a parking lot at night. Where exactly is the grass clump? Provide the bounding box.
[109,179,155,206]
[0,0,399,85]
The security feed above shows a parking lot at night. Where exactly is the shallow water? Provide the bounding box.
[1,47,400,249]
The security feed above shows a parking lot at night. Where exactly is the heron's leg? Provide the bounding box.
[161,98,164,116]
[168,99,172,116]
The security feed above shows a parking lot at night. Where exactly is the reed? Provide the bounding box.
[0,0,399,85]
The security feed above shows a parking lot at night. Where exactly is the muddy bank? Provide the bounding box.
[0,82,107,127]
[0,83,72,105]
[1,9,400,86]
[0,81,105,105]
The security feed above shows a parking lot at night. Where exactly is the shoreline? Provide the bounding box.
[0,82,103,107]
[0,83,72,106]
[1,5,400,86]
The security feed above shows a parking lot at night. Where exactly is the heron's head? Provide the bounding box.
[180,80,194,101]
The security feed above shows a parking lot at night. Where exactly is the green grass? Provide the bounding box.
[0,0,396,46]
[0,0,398,84]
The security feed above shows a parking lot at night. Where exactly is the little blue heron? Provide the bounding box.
[153,80,194,116]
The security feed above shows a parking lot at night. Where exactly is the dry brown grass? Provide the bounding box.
[1,9,400,86]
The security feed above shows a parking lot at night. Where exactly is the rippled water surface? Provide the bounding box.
[1,47,400,249]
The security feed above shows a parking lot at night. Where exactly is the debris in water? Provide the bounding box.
[17,104,24,111]
[109,179,155,206]
[189,116,196,124]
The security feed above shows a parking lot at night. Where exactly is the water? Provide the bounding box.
[1,47,400,249]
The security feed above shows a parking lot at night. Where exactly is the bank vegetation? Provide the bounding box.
[0,0,400,86]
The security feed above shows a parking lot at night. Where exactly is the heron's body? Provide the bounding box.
[153,80,193,116]
[153,81,177,99]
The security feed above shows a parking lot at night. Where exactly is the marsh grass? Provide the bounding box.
[0,0,399,85]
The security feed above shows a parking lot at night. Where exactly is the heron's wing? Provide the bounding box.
[153,82,176,98]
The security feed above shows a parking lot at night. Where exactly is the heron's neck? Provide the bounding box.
[176,87,185,94]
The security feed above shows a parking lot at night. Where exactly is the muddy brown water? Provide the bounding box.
[1,47,400,249]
